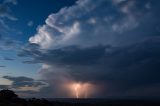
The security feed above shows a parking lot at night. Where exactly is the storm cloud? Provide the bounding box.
[17,0,160,98]
[20,37,160,97]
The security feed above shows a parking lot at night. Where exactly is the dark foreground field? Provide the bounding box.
[1,98,160,106]
[0,90,160,106]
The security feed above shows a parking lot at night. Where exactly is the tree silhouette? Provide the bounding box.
[0,89,18,100]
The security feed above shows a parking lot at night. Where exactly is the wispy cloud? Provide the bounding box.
[0,0,18,40]
[4,57,14,61]
[0,65,6,68]
[0,0,17,20]
[27,21,34,27]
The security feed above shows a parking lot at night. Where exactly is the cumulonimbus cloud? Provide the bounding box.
[21,0,160,98]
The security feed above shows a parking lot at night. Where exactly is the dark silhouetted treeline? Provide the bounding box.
[0,89,160,106]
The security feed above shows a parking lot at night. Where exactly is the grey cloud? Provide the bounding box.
[3,0,17,5]
[0,1,17,20]
[0,65,6,67]
[0,85,11,89]
[0,38,21,50]
[4,57,14,61]
[18,43,42,58]
[4,40,16,46]
[38,45,107,66]
[2,76,47,89]
[22,60,37,64]
[0,0,17,42]
[3,76,34,82]
[0,76,48,97]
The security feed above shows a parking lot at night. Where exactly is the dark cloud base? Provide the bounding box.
[17,37,160,98]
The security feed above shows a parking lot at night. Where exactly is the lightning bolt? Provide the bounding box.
[74,83,80,98]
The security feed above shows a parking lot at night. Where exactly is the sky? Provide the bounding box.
[0,0,160,98]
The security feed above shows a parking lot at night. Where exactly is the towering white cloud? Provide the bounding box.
[30,0,150,49]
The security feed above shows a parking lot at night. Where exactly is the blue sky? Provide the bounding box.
[0,0,160,98]
[0,0,77,78]
[3,0,76,42]
[0,0,77,96]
